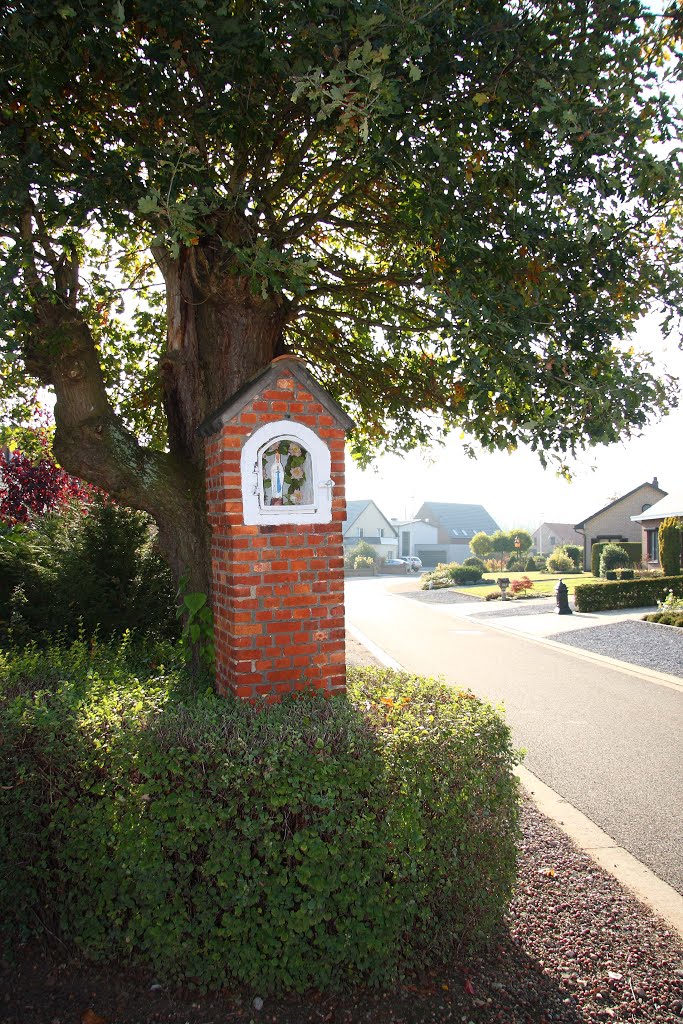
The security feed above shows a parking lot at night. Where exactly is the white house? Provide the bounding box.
[342,500,398,560]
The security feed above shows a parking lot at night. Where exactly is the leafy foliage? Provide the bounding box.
[591,541,642,577]
[0,448,91,527]
[509,576,534,596]
[546,549,576,573]
[658,516,682,576]
[1,0,683,473]
[574,575,683,612]
[562,544,583,570]
[0,645,521,992]
[599,542,632,577]
[343,539,379,568]
[421,562,484,589]
[0,498,177,645]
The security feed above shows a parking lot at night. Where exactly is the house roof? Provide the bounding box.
[198,355,355,437]
[343,500,397,536]
[631,492,683,522]
[416,501,500,539]
[575,480,667,530]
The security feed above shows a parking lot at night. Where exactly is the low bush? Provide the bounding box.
[506,556,526,572]
[526,555,546,572]
[463,556,485,570]
[546,549,575,573]
[574,575,683,612]
[591,541,641,578]
[0,644,521,994]
[644,612,683,627]
[509,576,534,597]
[344,540,378,569]
[599,543,631,577]
[420,561,483,589]
[353,556,374,571]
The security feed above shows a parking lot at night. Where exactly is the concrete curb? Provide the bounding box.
[346,622,683,940]
[518,765,683,940]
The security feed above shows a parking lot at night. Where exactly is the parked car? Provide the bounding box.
[403,556,422,571]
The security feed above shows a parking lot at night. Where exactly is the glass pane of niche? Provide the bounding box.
[260,439,314,508]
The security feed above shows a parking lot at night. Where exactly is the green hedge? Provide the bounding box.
[644,611,683,627]
[590,541,641,577]
[574,575,683,612]
[0,642,521,993]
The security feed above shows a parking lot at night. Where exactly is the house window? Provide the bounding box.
[401,533,410,557]
[378,528,384,538]
[357,527,364,538]
[641,503,652,513]
[646,529,659,563]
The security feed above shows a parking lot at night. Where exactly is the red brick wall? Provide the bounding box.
[204,368,347,701]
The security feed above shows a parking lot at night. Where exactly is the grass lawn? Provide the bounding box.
[453,571,597,599]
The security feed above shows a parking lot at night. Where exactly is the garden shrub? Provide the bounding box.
[506,556,526,571]
[463,556,485,569]
[546,549,574,573]
[526,555,546,572]
[644,612,683,627]
[591,541,641,578]
[344,539,378,569]
[449,564,484,584]
[421,561,483,589]
[598,543,631,577]
[562,544,582,570]
[0,644,521,994]
[0,498,177,645]
[574,575,683,612]
[353,556,374,571]
[659,516,682,577]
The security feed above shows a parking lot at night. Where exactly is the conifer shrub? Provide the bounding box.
[659,516,682,577]
[0,498,177,645]
[591,541,641,578]
[562,544,582,570]
[0,644,521,993]
[599,543,631,577]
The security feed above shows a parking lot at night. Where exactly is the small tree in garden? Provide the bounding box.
[470,531,494,561]
[599,543,631,577]
[510,576,534,597]
[659,517,682,576]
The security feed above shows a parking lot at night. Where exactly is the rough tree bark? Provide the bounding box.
[22,228,290,598]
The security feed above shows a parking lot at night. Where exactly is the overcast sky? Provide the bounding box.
[345,317,682,531]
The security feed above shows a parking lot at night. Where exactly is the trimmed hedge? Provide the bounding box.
[590,541,641,578]
[644,612,683,627]
[574,574,683,612]
[0,642,521,993]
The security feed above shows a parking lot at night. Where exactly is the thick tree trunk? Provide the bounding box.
[27,239,289,602]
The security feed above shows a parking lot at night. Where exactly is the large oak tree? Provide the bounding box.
[1,0,682,594]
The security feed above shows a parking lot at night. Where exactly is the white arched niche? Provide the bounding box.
[240,420,334,525]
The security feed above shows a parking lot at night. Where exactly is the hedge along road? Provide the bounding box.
[344,576,683,896]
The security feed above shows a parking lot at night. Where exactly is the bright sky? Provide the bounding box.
[345,317,683,531]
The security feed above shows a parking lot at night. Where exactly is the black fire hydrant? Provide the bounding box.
[554,578,572,615]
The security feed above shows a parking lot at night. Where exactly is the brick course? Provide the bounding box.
[204,363,348,702]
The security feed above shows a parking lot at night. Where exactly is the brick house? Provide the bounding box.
[631,492,683,569]
[574,478,667,571]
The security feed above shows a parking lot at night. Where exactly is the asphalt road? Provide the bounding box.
[345,577,683,895]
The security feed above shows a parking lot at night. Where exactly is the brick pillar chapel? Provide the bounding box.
[200,356,354,702]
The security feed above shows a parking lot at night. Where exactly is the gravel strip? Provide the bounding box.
[549,618,683,678]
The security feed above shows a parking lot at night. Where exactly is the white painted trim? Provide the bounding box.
[240,420,333,526]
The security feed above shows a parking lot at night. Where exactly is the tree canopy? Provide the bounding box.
[1,0,682,585]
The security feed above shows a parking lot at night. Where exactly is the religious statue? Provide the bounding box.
[269,451,285,505]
